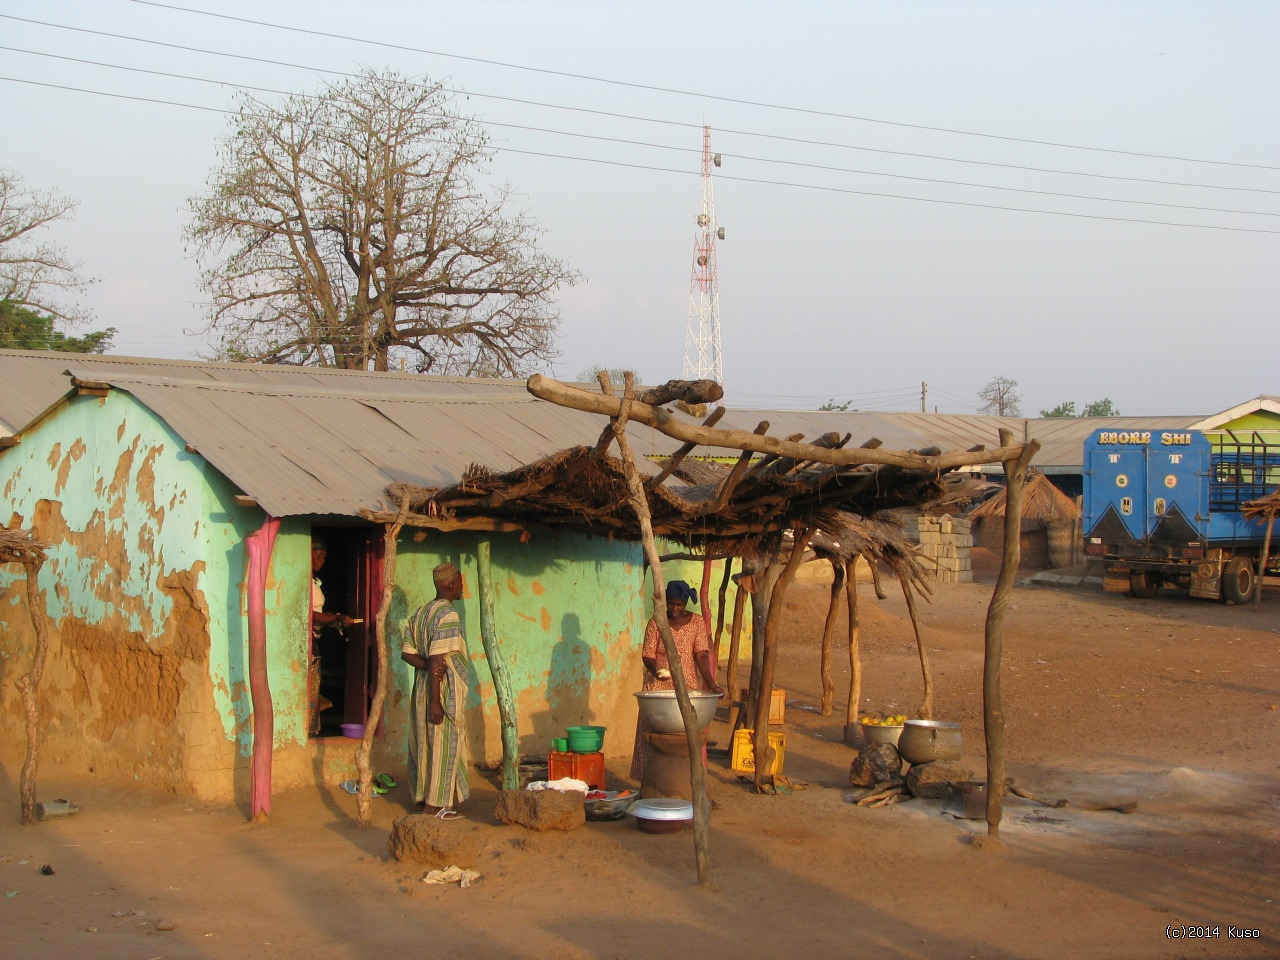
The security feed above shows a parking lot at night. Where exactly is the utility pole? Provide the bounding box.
[921,381,927,413]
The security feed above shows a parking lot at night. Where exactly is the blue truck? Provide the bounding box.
[1082,427,1279,602]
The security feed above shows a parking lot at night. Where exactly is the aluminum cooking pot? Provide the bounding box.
[896,719,963,765]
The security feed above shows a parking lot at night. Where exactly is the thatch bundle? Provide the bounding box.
[384,441,975,552]
[0,526,48,566]
[1243,488,1280,520]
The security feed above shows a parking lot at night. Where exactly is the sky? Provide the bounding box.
[2,1,1277,416]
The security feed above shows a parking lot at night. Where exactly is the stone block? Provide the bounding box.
[905,759,976,799]
[388,813,481,867]
[494,788,585,831]
[937,556,970,572]
[849,743,903,787]
[952,534,974,548]
[950,518,971,533]
[918,531,942,545]
[955,570,973,583]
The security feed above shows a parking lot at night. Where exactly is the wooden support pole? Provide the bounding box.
[611,374,715,888]
[900,577,935,720]
[16,557,49,826]
[645,407,727,490]
[246,515,281,822]
[477,538,521,790]
[746,562,778,729]
[754,527,812,792]
[819,558,845,717]
[724,568,748,730]
[713,555,733,658]
[1256,510,1275,609]
[356,503,406,827]
[843,558,863,745]
[982,430,1040,839]
[527,375,1027,472]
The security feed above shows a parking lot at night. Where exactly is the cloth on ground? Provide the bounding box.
[423,865,481,888]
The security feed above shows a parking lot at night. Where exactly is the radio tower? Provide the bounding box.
[683,126,725,391]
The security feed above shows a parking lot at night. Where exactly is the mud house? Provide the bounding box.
[0,352,683,802]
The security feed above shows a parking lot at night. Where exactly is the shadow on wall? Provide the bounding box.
[523,611,597,752]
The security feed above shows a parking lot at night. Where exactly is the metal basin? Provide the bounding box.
[897,719,963,764]
[634,690,723,734]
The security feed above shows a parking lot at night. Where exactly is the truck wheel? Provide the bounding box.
[1222,557,1256,604]
[1129,571,1159,599]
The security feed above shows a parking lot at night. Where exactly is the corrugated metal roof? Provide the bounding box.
[0,349,1233,516]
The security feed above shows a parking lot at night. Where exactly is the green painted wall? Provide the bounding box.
[383,529,647,763]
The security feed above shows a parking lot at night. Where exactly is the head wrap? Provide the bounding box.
[665,580,698,607]
[433,562,460,587]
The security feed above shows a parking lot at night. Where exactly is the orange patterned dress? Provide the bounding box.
[629,615,711,780]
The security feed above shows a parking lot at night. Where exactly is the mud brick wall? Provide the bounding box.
[915,515,973,584]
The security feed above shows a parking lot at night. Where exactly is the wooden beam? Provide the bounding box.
[233,495,258,508]
[695,421,770,515]
[645,406,727,490]
[527,375,1026,470]
[0,436,19,449]
[361,510,524,533]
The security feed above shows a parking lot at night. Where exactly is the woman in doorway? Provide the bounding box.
[629,580,722,781]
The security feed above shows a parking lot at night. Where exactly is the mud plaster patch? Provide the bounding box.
[54,438,86,496]
[107,436,140,521]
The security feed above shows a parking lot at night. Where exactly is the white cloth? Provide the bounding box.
[423,865,481,888]
[526,777,589,794]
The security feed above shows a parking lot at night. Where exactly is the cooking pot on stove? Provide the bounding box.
[896,719,963,765]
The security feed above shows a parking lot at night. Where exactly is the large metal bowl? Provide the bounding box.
[634,690,723,733]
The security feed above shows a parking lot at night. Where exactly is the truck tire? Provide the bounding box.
[1129,570,1159,599]
[1222,557,1256,604]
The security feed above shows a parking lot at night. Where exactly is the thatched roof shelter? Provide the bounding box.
[1243,489,1280,520]
[968,471,1079,526]
[379,441,978,552]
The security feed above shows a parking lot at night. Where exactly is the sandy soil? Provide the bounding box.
[3,562,1278,960]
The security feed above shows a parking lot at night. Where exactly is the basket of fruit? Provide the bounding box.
[859,713,906,747]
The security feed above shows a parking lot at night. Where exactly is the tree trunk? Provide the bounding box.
[477,538,521,790]
[1256,511,1275,609]
[819,559,845,716]
[724,571,748,731]
[843,558,863,745]
[16,559,49,826]
[983,431,1040,839]
[713,556,733,659]
[754,528,812,792]
[356,509,405,826]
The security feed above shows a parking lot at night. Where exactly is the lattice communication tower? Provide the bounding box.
[683,126,725,390]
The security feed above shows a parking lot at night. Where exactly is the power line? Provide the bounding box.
[7,44,1279,220]
[6,75,1280,236]
[6,14,1279,198]
[131,0,1280,173]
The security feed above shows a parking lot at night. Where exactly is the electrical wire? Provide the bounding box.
[131,0,1280,173]
[6,44,1278,220]
[5,14,1279,197]
[6,74,1279,235]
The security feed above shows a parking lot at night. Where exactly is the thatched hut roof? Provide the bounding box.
[968,471,1079,525]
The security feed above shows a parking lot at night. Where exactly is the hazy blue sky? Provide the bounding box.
[3,1,1277,415]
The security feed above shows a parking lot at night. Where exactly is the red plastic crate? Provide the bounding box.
[547,750,605,789]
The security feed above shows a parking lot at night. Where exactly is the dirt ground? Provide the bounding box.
[3,557,1278,960]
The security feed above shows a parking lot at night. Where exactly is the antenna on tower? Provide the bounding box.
[683,126,724,397]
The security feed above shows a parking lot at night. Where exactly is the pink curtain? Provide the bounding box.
[246,516,280,820]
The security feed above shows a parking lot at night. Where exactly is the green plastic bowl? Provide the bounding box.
[565,725,605,752]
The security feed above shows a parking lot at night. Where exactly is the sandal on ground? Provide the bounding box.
[374,773,397,790]
[434,808,461,821]
[340,780,359,794]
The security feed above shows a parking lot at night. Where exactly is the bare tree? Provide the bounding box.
[978,376,1022,417]
[187,70,579,373]
[0,169,93,323]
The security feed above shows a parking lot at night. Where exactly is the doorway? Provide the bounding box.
[309,525,383,738]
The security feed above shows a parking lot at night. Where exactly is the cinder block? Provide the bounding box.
[955,570,973,583]
[951,518,972,533]
[952,534,974,548]
[918,531,942,545]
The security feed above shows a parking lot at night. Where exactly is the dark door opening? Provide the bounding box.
[310,525,383,738]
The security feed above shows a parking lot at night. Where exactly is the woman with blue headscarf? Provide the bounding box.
[629,579,723,781]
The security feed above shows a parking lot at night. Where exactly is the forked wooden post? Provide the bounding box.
[982,429,1039,838]
[608,373,716,887]
[356,502,406,826]
[1256,510,1274,610]
[900,577,935,720]
[477,538,521,790]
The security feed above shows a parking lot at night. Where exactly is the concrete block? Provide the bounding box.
[918,531,942,545]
